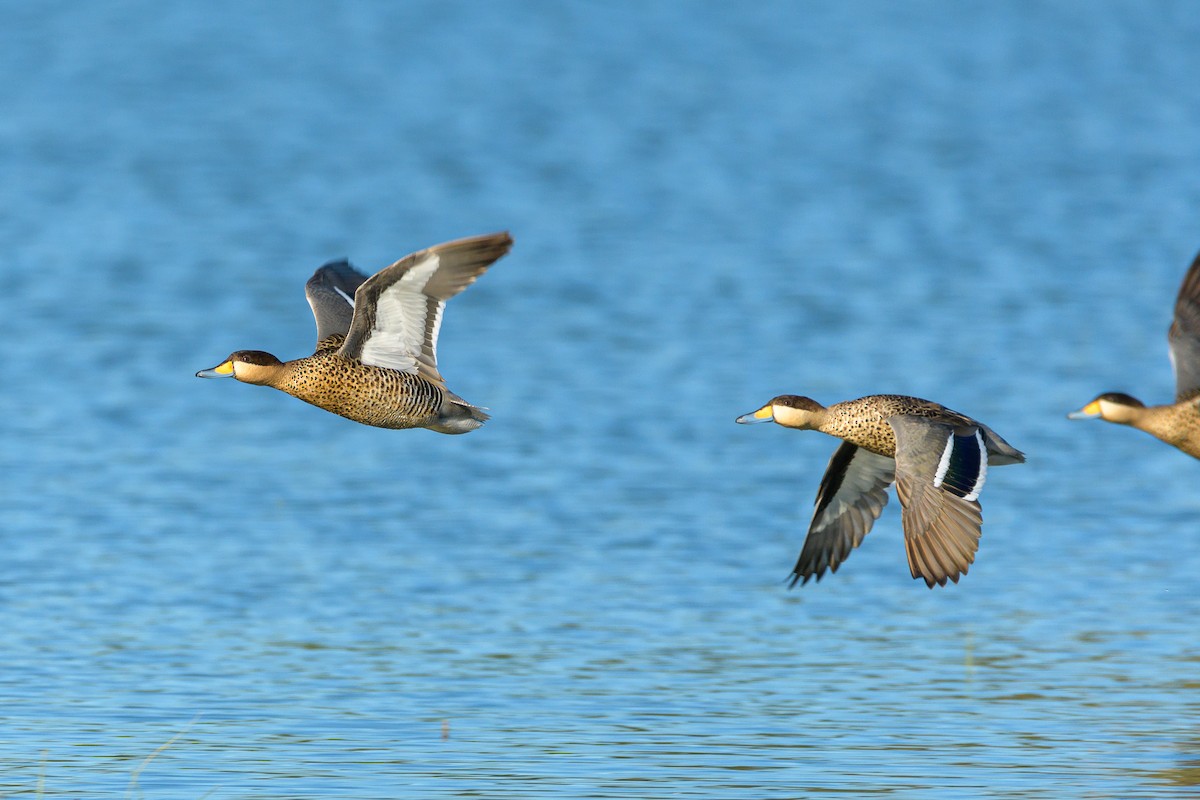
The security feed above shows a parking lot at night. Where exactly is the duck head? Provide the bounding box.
[1068,392,1146,425]
[736,395,826,429]
[196,350,284,385]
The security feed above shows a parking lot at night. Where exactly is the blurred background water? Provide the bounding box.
[2,1,1199,797]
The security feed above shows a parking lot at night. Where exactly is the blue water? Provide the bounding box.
[3,2,1200,797]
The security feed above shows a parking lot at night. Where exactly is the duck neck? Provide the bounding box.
[235,359,292,387]
[1128,403,1200,455]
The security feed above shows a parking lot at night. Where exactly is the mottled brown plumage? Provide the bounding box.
[737,394,1024,588]
[197,232,512,434]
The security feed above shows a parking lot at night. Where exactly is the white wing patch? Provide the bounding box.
[932,430,987,501]
[359,254,443,373]
[932,431,955,490]
[426,302,445,363]
[969,431,987,500]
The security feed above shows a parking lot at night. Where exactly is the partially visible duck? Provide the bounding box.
[1069,250,1200,459]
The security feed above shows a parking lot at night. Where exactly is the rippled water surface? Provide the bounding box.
[3,2,1200,797]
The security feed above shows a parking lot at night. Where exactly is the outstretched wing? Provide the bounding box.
[340,232,513,384]
[305,259,370,346]
[1169,250,1200,402]
[790,443,894,586]
[889,416,986,588]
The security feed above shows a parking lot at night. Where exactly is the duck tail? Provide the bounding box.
[981,425,1025,465]
[428,393,490,434]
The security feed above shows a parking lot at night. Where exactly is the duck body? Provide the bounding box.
[737,394,1024,588]
[274,352,479,433]
[197,232,511,434]
[1070,249,1200,459]
[228,342,488,434]
[808,394,1023,463]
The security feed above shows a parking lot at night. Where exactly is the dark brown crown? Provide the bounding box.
[770,395,824,411]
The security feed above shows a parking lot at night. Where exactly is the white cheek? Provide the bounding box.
[772,407,807,427]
